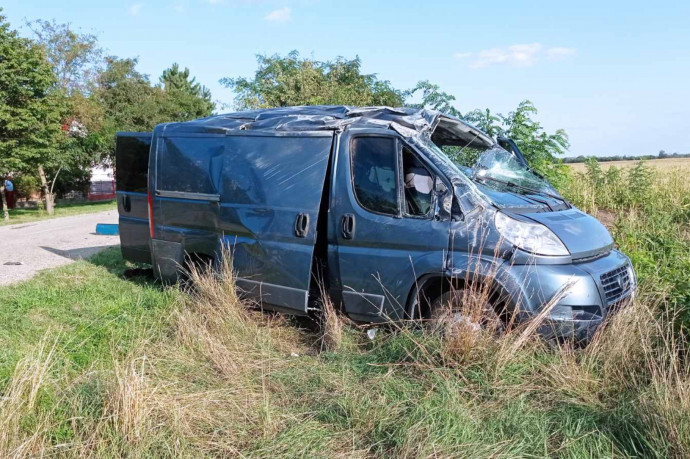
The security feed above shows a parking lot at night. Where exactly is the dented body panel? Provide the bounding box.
[117,105,636,340]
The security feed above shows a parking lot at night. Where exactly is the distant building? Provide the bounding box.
[88,166,115,201]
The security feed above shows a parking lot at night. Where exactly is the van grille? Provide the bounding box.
[600,265,633,305]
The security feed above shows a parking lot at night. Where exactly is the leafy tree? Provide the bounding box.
[93,57,159,162]
[220,51,404,110]
[95,57,215,163]
[26,19,103,94]
[0,12,67,218]
[27,19,107,202]
[223,58,570,180]
[463,108,502,138]
[160,63,214,120]
[500,100,569,167]
[404,80,461,117]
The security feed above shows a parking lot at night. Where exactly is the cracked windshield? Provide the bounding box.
[471,147,561,197]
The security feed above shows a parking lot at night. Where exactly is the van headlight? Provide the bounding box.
[494,212,569,256]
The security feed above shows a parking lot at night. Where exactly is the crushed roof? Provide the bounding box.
[157,105,494,147]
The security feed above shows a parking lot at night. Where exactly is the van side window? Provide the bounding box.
[158,137,223,194]
[402,147,434,217]
[351,137,398,215]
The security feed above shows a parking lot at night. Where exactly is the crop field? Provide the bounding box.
[0,162,689,458]
[567,157,690,172]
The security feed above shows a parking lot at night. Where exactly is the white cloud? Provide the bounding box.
[129,3,143,16]
[173,3,185,12]
[472,43,542,68]
[265,7,291,23]
[547,47,577,60]
[207,0,224,4]
[454,43,576,68]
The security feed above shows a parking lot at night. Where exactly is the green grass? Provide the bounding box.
[0,249,177,455]
[0,161,688,457]
[1,200,117,226]
[0,247,687,458]
[0,249,171,374]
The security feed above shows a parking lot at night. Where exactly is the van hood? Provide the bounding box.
[521,209,614,259]
[479,186,569,211]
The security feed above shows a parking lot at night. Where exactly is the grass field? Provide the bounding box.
[567,157,690,172]
[0,162,688,458]
[0,200,116,226]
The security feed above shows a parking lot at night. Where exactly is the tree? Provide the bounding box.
[94,57,215,164]
[160,63,214,120]
[26,19,103,95]
[220,51,404,110]
[0,12,67,218]
[500,100,569,179]
[405,80,461,117]
[27,19,107,204]
[463,108,502,138]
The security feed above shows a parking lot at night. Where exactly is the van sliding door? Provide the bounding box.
[219,132,334,314]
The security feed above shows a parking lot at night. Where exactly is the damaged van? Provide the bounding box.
[116,106,636,341]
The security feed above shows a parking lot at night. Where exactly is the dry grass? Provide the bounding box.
[318,290,347,352]
[0,336,57,458]
[567,157,690,172]
[2,244,689,457]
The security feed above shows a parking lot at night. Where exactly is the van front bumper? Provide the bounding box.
[494,249,636,341]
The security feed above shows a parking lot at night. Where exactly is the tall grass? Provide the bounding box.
[0,161,688,457]
[2,247,688,457]
[562,159,690,328]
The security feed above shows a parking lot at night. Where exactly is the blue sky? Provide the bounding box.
[3,0,689,157]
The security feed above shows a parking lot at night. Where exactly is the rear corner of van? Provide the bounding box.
[116,132,153,264]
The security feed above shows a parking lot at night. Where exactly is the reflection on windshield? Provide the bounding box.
[472,147,558,195]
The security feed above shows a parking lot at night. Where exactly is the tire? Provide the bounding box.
[428,289,504,334]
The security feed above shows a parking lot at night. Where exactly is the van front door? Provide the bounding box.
[330,131,451,322]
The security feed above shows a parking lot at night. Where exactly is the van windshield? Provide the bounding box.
[470,147,562,199]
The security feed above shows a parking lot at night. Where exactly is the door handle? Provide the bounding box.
[341,214,355,239]
[122,195,131,213]
[294,212,309,238]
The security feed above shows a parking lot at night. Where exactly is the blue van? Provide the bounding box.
[116,106,636,341]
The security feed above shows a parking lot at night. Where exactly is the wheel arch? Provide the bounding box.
[406,270,516,320]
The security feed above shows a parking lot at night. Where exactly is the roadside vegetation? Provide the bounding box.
[1,162,689,458]
[0,200,115,227]
[563,159,690,329]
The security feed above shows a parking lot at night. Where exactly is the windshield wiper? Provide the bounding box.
[473,175,569,206]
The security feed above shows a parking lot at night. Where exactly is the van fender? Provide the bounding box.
[405,261,520,320]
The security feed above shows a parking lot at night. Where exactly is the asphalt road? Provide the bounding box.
[0,210,119,286]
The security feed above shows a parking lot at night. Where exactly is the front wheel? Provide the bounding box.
[428,290,504,335]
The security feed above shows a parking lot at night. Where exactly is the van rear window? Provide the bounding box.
[116,134,151,193]
[158,137,224,195]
